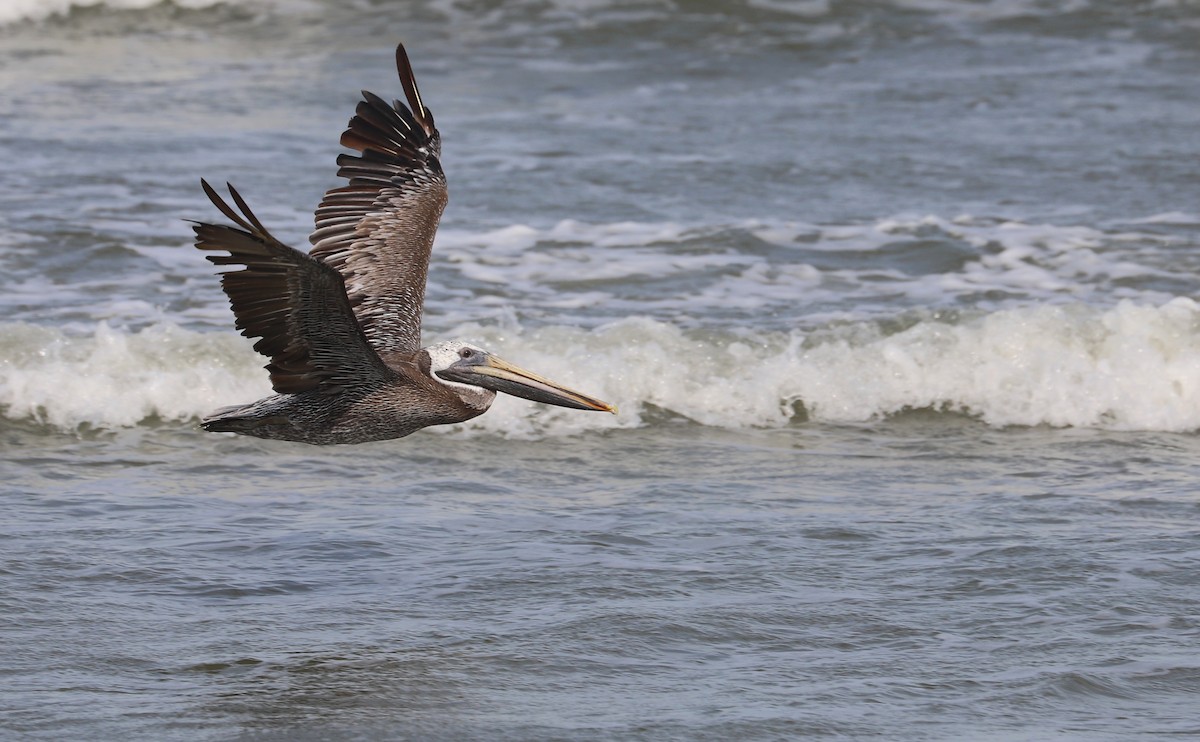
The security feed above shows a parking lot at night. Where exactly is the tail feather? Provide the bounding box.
[200,403,287,434]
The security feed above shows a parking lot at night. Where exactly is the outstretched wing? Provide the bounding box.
[194,179,397,395]
[309,43,448,355]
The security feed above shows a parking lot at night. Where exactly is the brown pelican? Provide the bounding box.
[192,44,615,445]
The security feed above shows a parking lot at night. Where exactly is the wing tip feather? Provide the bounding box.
[395,43,434,136]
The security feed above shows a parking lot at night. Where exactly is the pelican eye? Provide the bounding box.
[459,348,475,359]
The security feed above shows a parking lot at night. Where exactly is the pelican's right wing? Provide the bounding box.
[309,43,448,355]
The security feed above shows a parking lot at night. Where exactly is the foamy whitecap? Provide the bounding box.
[426,214,1185,336]
[3,210,1181,335]
[0,321,269,429]
[790,298,1200,430]
[0,0,231,24]
[4,299,1199,436]
[447,299,1200,436]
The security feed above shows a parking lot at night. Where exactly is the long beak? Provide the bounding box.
[437,354,617,414]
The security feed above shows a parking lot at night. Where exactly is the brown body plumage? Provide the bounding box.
[194,44,614,445]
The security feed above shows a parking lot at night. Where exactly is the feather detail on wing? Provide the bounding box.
[309,43,448,355]
[193,179,396,395]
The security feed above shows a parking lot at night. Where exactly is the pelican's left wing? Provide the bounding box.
[309,43,447,355]
[194,180,397,396]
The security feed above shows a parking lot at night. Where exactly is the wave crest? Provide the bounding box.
[4,299,1200,437]
[0,0,230,25]
[0,321,268,430]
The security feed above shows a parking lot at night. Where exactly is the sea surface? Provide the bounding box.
[3,0,1200,739]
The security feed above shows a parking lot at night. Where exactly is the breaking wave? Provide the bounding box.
[0,0,226,24]
[5,0,1196,32]
[4,297,1200,437]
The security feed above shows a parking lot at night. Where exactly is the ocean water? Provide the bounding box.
[2,0,1200,739]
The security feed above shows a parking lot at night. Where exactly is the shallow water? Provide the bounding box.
[2,0,1200,739]
[6,420,1200,739]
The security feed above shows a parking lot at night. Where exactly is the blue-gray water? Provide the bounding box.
[2,1,1200,739]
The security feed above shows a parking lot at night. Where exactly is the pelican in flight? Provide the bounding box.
[193,44,615,445]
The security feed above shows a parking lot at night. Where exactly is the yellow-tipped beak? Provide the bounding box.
[437,353,617,414]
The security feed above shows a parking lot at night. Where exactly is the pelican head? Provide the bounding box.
[425,340,616,414]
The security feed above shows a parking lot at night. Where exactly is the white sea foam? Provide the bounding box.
[5,298,1200,436]
[788,298,1200,431]
[427,214,1183,334]
[2,0,1186,31]
[0,0,227,24]
[451,298,1200,435]
[0,321,268,429]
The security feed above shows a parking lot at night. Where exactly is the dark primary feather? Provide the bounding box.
[395,44,435,136]
[192,179,397,396]
[308,43,449,356]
